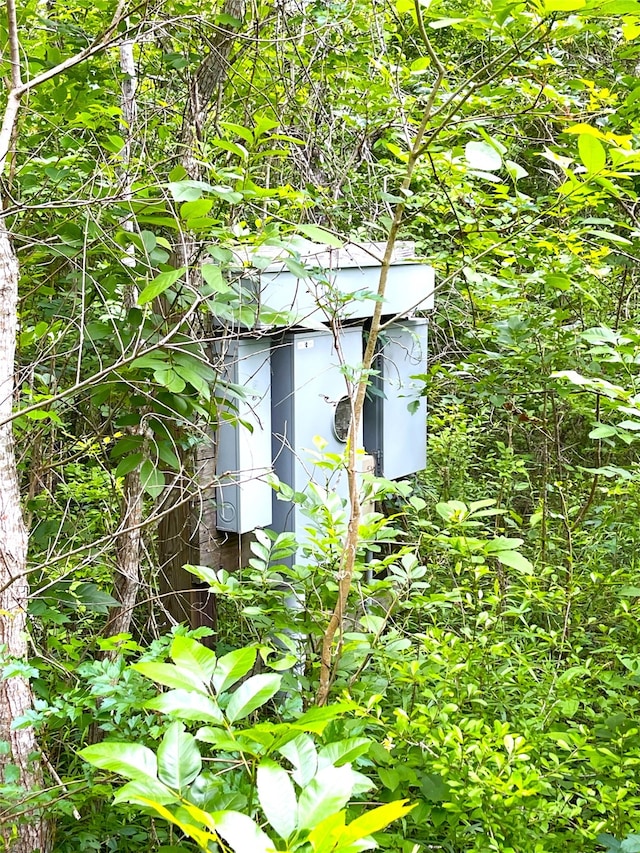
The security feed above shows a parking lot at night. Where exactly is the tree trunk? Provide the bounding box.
[103,464,144,640]
[157,0,246,624]
[102,37,144,643]
[180,0,246,181]
[0,226,51,851]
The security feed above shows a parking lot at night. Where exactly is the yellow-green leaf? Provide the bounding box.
[578,134,606,174]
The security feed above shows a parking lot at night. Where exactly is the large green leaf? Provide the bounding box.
[212,647,257,694]
[296,764,355,831]
[79,742,157,781]
[170,636,218,682]
[278,734,318,786]
[257,760,297,839]
[145,689,224,723]
[342,800,415,843]
[543,0,585,10]
[168,180,215,201]
[495,550,534,575]
[578,134,606,174]
[113,777,178,806]
[225,674,281,722]
[288,703,352,735]
[136,798,216,850]
[465,140,502,172]
[318,737,371,768]
[484,537,524,554]
[202,263,234,295]
[140,459,165,499]
[297,224,343,247]
[307,812,347,853]
[195,727,243,752]
[138,267,187,305]
[132,662,208,694]
[211,811,275,853]
[157,722,202,790]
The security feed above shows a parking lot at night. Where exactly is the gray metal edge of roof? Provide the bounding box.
[227,239,432,272]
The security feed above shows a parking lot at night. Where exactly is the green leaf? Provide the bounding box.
[279,734,318,786]
[212,647,257,694]
[140,459,165,499]
[145,689,224,724]
[210,185,243,204]
[505,159,528,181]
[137,799,216,849]
[220,121,254,143]
[288,704,351,734]
[157,722,202,790]
[595,0,640,12]
[495,550,534,574]
[73,583,120,611]
[138,267,187,305]
[202,264,234,295]
[543,0,585,9]
[465,141,502,172]
[168,180,215,202]
[212,138,250,159]
[429,16,465,27]
[296,224,344,247]
[180,199,213,219]
[307,812,347,853]
[225,673,281,722]
[79,742,157,781]
[195,727,241,751]
[132,662,208,693]
[589,424,618,439]
[342,800,415,843]
[484,537,524,554]
[170,636,218,681]
[318,737,371,768]
[436,500,468,522]
[173,364,211,400]
[578,134,606,174]
[154,368,186,393]
[254,114,279,138]
[296,764,355,831]
[113,776,178,806]
[589,229,632,245]
[257,760,297,839]
[115,453,144,478]
[102,134,126,153]
[211,811,275,853]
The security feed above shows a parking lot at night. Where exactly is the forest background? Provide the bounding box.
[3,0,640,850]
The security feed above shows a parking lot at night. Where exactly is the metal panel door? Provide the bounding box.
[363,319,428,480]
[216,337,273,533]
[271,326,363,540]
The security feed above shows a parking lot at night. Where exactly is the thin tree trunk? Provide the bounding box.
[157,0,246,617]
[0,0,52,845]
[103,36,144,642]
[103,465,144,639]
[180,0,245,181]
[316,6,445,707]
[0,227,52,851]
[0,0,130,844]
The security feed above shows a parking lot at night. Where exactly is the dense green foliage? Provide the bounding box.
[6,0,640,849]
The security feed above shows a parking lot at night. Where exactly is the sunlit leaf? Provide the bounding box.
[157,722,202,790]
[578,134,606,174]
[257,760,297,839]
[79,742,157,781]
[465,141,502,172]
